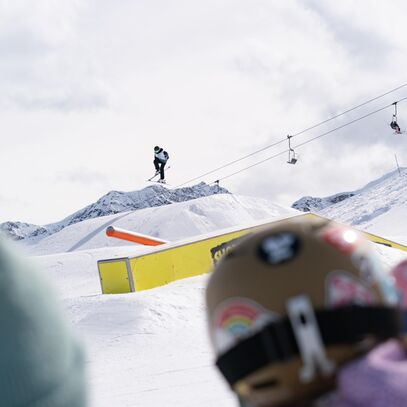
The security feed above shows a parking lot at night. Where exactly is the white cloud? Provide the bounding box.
[56,168,108,185]
[1,0,407,224]
[0,0,110,111]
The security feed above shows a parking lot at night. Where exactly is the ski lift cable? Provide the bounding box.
[175,138,287,188]
[211,148,289,183]
[294,97,407,149]
[213,96,407,183]
[291,82,407,138]
[175,82,407,188]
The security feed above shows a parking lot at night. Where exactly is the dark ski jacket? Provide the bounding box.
[154,148,169,163]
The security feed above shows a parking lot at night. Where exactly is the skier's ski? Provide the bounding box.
[147,166,171,181]
[148,180,171,185]
[147,173,160,181]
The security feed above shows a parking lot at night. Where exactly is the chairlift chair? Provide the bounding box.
[288,152,298,165]
[287,135,298,164]
[391,102,402,134]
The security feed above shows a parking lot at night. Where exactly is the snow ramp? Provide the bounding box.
[97,213,407,294]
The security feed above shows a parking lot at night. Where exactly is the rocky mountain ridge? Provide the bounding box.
[1,182,228,241]
[292,168,407,236]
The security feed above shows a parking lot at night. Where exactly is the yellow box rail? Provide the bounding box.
[98,215,297,294]
[98,258,134,294]
[97,213,407,294]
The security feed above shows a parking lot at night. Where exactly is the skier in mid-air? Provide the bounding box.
[153,146,169,183]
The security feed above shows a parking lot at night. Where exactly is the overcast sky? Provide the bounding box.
[1,0,407,225]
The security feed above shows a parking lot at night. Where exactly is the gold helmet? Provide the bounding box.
[206,216,402,407]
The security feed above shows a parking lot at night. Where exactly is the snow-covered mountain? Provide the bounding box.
[293,168,407,240]
[22,194,298,256]
[292,192,356,213]
[0,221,48,241]
[1,182,228,242]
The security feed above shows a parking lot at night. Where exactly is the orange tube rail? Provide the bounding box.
[106,226,167,246]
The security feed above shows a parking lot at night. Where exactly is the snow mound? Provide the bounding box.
[23,194,298,256]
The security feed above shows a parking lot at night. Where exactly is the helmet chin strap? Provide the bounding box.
[286,295,336,383]
[216,305,402,388]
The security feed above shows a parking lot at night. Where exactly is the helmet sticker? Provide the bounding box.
[212,298,277,354]
[325,271,376,308]
[352,249,399,305]
[391,260,407,307]
[322,226,363,255]
[257,232,300,265]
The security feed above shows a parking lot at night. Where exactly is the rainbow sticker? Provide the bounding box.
[212,298,276,354]
[325,271,376,308]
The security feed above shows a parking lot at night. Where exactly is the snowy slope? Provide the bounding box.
[14,179,407,407]
[293,168,407,241]
[23,194,298,256]
[30,242,235,407]
[65,274,235,407]
[28,194,299,407]
[31,213,407,407]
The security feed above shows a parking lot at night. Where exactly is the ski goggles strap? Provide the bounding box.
[216,305,403,387]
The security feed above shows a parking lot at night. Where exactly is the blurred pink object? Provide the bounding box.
[333,340,407,407]
[391,259,407,307]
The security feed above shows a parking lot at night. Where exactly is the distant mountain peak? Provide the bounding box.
[292,168,407,233]
[292,192,355,212]
[1,182,229,241]
[0,221,49,241]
